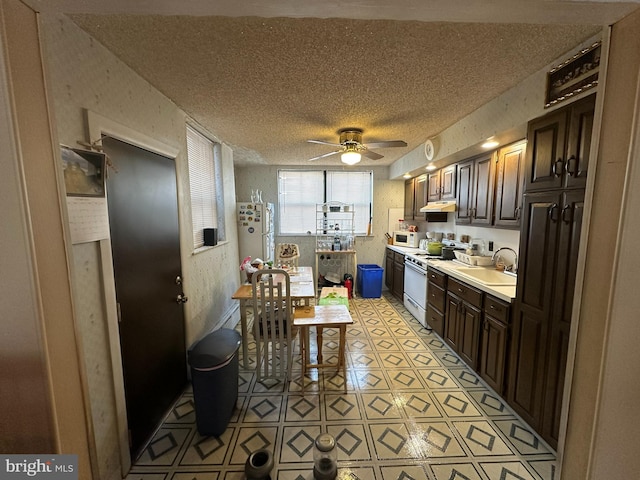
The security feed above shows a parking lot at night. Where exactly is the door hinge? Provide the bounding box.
[116,302,122,323]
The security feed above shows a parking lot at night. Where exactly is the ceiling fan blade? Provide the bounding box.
[308,150,341,162]
[307,139,342,147]
[363,140,408,149]
[362,149,384,160]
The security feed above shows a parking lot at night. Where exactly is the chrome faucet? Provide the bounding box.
[492,247,518,273]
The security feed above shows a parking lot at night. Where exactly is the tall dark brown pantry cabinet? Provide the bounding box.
[508,94,594,450]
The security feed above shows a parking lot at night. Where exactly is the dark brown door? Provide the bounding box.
[404,178,415,220]
[524,108,567,192]
[392,258,405,300]
[440,164,457,201]
[384,250,393,290]
[495,141,525,228]
[565,96,595,189]
[427,171,441,202]
[471,153,495,225]
[456,160,473,224]
[480,315,508,395]
[542,189,585,449]
[444,292,461,350]
[458,302,482,370]
[413,174,428,217]
[509,191,560,428]
[104,137,187,458]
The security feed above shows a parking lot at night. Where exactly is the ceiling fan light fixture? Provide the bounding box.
[341,151,361,165]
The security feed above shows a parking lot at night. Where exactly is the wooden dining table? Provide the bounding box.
[293,304,354,392]
[231,266,316,369]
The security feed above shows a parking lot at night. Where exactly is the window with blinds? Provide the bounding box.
[186,125,222,248]
[278,170,373,235]
[326,171,372,234]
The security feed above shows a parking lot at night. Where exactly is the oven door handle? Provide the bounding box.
[404,260,427,275]
[405,295,419,309]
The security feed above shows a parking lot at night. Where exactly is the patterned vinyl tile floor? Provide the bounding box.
[126,293,556,480]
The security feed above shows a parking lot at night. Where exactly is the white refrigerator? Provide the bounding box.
[237,202,275,263]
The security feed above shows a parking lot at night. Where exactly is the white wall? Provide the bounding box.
[39,13,242,479]
[590,84,640,478]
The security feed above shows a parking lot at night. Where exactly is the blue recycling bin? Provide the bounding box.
[188,328,241,436]
[357,264,384,298]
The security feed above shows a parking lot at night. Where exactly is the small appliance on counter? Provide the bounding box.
[393,230,426,248]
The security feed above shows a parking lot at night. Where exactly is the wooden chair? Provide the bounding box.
[276,243,300,269]
[251,269,298,382]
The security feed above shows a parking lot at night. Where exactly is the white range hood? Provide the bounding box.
[419,200,457,213]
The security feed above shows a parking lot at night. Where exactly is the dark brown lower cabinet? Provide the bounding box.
[444,278,483,370]
[480,295,511,395]
[385,249,393,290]
[426,267,447,337]
[385,248,405,301]
[508,189,584,450]
[392,254,405,300]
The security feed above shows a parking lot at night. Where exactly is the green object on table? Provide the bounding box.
[318,295,349,307]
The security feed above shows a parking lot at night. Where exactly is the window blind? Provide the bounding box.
[326,171,372,234]
[278,169,373,235]
[186,126,218,248]
[278,170,324,234]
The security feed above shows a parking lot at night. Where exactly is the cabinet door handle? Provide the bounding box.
[553,158,565,177]
[548,203,559,222]
[561,204,572,223]
[566,155,580,177]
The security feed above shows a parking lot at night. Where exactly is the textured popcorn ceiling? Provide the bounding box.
[25,1,639,166]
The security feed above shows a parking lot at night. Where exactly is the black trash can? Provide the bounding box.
[188,328,242,436]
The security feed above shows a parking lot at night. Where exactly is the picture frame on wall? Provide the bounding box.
[545,41,601,108]
[60,146,106,197]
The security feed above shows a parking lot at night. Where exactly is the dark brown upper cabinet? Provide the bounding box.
[494,141,526,228]
[404,177,415,220]
[524,94,595,192]
[456,153,495,225]
[427,164,457,202]
[413,174,428,218]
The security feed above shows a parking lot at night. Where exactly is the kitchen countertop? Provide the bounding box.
[386,244,517,303]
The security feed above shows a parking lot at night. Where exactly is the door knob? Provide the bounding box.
[176,293,188,304]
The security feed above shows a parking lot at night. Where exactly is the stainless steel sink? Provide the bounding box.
[455,267,517,286]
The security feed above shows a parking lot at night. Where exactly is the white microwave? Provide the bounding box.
[393,231,426,248]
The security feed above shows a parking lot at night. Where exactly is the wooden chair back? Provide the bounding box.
[251,269,297,381]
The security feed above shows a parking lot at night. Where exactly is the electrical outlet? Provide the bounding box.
[488,241,494,252]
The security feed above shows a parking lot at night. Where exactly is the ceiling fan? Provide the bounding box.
[307,128,407,165]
